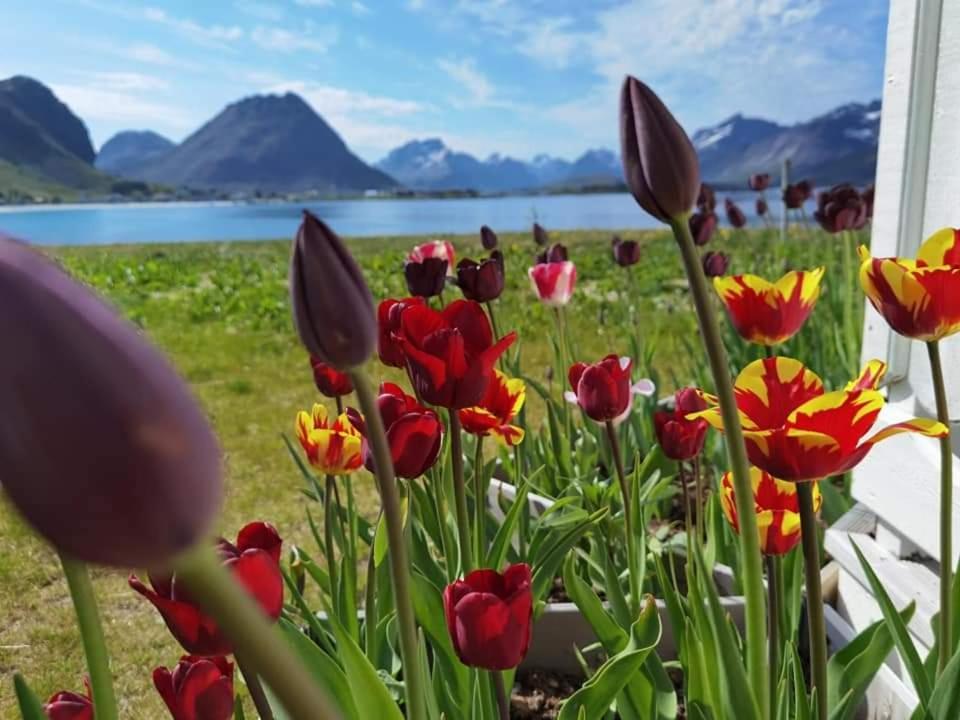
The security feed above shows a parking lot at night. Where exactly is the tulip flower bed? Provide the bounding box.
[0,221,872,718]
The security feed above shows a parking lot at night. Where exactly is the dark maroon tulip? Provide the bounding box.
[862,184,874,219]
[533,222,549,246]
[44,681,93,720]
[568,355,632,423]
[536,243,568,265]
[291,211,376,368]
[756,197,769,216]
[310,356,353,398]
[611,236,641,267]
[130,522,283,656]
[796,179,813,200]
[348,382,443,479]
[748,173,771,191]
[783,183,805,209]
[404,256,448,297]
[154,655,234,720]
[689,211,718,246]
[725,198,747,229]
[480,225,498,250]
[653,388,709,460]
[702,251,730,277]
[457,251,505,303]
[0,237,221,567]
[377,297,426,368]
[697,183,716,212]
[620,75,700,224]
[444,564,533,670]
[813,184,868,233]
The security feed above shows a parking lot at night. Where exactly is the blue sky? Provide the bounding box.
[0,0,889,162]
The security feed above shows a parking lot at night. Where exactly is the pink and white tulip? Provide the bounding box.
[528,261,576,307]
[409,240,455,267]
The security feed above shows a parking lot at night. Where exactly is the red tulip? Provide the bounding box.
[796,180,813,200]
[457,251,505,303]
[654,388,709,460]
[620,76,700,223]
[377,297,426,368]
[394,299,516,409]
[702,251,730,277]
[347,382,443,478]
[783,183,806,210]
[154,656,234,720]
[748,174,771,191]
[130,522,284,656]
[528,261,576,306]
[459,370,526,446]
[443,563,533,670]
[310,356,353,397]
[689,211,718,246]
[568,355,632,423]
[44,681,93,720]
[725,198,747,229]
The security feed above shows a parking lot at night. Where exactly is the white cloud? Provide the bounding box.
[435,57,520,110]
[520,17,584,70]
[79,71,170,92]
[351,1,371,15]
[51,82,193,133]
[142,7,244,47]
[250,25,339,52]
[235,1,286,21]
[264,80,428,117]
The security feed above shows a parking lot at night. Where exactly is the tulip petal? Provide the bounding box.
[443,299,494,357]
[786,389,885,452]
[731,357,824,429]
[846,359,887,391]
[152,668,178,717]
[917,227,960,266]
[236,522,282,565]
[229,549,284,620]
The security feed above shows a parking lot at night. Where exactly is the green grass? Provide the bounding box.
[0,224,863,716]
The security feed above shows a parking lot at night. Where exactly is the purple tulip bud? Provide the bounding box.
[748,174,771,192]
[404,257,449,297]
[813,184,868,233]
[756,197,768,216]
[611,238,641,267]
[457,251,505,302]
[689,211,718,247]
[480,225,499,250]
[702,251,730,277]
[619,75,700,224]
[290,211,376,368]
[533,223,549,247]
[696,183,716,213]
[0,237,222,567]
[724,198,747,229]
[536,243,568,265]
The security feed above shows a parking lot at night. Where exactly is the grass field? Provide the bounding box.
[0,224,863,717]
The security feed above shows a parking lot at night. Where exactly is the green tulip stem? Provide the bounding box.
[766,554,782,711]
[797,481,827,720]
[928,340,954,673]
[491,671,510,720]
[236,653,276,720]
[324,475,339,601]
[449,412,475,573]
[173,544,341,720]
[669,215,769,719]
[605,420,640,615]
[350,369,427,720]
[58,554,118,720]
[474,436,487,565]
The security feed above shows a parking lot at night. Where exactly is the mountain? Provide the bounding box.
[0,75,106,190]
[134,92,395,192]
[376,141,621,192]
[96,130,175,177]
[693,101,881,186]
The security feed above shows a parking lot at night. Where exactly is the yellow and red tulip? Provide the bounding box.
[859,227,960,341]
[459,369,526,446]
[714,268,825,345]
[295,403,364,475]
[720,468,821,556]
[692,356,947,481]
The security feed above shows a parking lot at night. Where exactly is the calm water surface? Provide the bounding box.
[0,191,790,246]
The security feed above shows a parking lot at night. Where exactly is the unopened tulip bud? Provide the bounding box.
[689,211,718,246]
[0,237,221,567]
[290,211,376,368]
[536,243,567,265]
[612,237,641,267]
[404,256,448,298]
[702,251,730,277]
[748,174,771,192]
[756,197,768,216]
[620,75,700,223]
[697,183,716,212]
[480,225,498,250]
[533,223,549,247]
[725,198,747,229]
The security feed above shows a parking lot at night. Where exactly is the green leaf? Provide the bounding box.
[562,554,624,652]
[13,675,46,720]
[929,643,960,719]
[409,571,469,707]
[531,507,608,601]
[852,540,932,707]
[275,618,359,720]
[326,607,405,720]
[557,596,662,720]
[486,481,530,569]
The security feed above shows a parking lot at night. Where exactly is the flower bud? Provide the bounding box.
[702,251,730,277]
[290,211,376,368]
[862,184,874,219]
[532,223,549,247]
[611,236,641,267]
[457,251,505,303]
[725,198,747,229]
[620,75,700,223]
[535,243,568,265]
[748,174,771,191]
[689,211,718,246]
[696,183,716,213]
[813,184,868,233]
[404,256,448,297]
[480,225,499,250]
[756,197,768,216]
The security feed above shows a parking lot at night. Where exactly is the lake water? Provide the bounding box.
[0,190,791,246]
